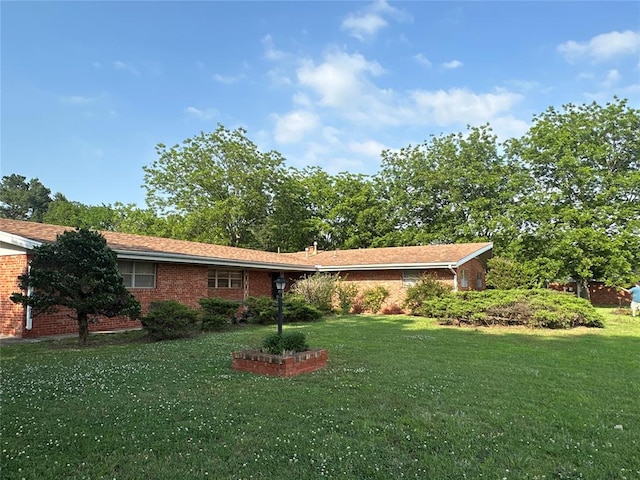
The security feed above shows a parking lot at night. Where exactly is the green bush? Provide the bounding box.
[361,286,389,313]
[283,295,323,323]
[335,280,359,314]
[262,331,309,355]
[141,300,201,341]
[408,289,604,329]
[244,295,323,324]
[290,273,337,312]
[244,296,278,325]
[199,297,241,330]
[404,274,453,312]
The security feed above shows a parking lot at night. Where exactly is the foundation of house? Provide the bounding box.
[231,349,328,377]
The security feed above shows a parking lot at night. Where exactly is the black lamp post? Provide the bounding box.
[275,276,286,335]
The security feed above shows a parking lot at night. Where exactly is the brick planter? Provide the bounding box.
[232,349,328,377]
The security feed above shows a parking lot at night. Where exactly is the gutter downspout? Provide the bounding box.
[448,264,458,292]
[26,266,33,330]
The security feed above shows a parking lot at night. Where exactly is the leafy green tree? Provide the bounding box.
[0,174,52,221]
[257,168,317,252]
[485,257,538,290]
[10,229,140,343]
[506,97,640,292]
[43,194,119,230]
[143,124,287,248]
[375,125,518,248]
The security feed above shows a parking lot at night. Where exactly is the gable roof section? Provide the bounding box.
[0,219,492,271]
[0,218,314,271]
[284,243,493,271]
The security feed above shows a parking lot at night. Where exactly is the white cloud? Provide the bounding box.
[414,53,432,68]
[601,69,621,88]
[341,0,412,41]
[184,106,217,120]
[342,12,387,40]
[558,30,640,63]
[442,60,463,70]
[59,92,107,105]
[213,73,244,84]
[297,51,385,107]
[347,139,387,157]
[113,61,140,76]
[273,110,319,143]
[410,88,523,126]
[262,34,288,61]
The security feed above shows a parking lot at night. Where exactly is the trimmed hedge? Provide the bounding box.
[141,300,201,341]
[244,295,323,325]
[406,289,604,329]
[199,298,241,330]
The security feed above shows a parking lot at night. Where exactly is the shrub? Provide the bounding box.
[409,289,604,329]
[199,298,241,330]
[283,295,323,323]
[244,296,277,325]
[290,273,337,312]
[404,274,453,313]
[335,280,359,314]
[262,331,309,355]
[141,300,201,341]
[361,286,389,313]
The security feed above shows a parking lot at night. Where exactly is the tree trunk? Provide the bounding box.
[577,279,591,301]
[78,311,89,344]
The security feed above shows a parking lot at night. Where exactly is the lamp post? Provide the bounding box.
[275,276,286,335]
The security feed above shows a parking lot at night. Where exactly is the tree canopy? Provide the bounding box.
[0,174,52,222]
[11,229,141,343]
[5,97,638,288]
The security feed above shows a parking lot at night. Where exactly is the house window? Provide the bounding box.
[476,272,483,289]
[208,269,243,288]
[118,261,156,288]
[460,269,468,288]
[403,270,421,288]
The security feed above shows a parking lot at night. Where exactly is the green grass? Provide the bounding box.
[1,309,639,480]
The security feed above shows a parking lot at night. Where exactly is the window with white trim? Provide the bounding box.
[208,269,243,288]
[118,261,156,288]
[460,269,468,288]
[476,272,483,289]
[403,270,421,288]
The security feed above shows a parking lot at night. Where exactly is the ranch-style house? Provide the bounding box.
[0,218,493,338]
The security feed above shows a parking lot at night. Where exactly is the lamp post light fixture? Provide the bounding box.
[275,276,286,335]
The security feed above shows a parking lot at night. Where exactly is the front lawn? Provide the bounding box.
[1,309,639,479]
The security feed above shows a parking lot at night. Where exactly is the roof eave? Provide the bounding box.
[0,231,42,250]
[315,262,459,272]
[455,243,494,266]
[113,250,316,271]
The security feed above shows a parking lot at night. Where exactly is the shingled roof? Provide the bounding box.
[0,218,492,271]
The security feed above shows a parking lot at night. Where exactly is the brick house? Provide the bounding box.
[0,219,492,338]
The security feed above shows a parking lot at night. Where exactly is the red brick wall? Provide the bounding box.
[458,258,486,291]
[549,281,630,306]
[1,254,28,337]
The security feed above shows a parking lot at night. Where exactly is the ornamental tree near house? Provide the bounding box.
[11,228,141,344]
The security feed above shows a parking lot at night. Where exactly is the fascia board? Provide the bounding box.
[315,262,458,272]
[455,243,494,267]
[113,250,316,271]
[0,231,42,250]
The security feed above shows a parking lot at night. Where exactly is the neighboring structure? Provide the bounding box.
[0,219,492,338]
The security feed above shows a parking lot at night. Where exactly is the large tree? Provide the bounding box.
[505,97,640,292]
[0,174,52,222]
[375,124,518,248]
[143,125,287,248]
[11,229,140,343]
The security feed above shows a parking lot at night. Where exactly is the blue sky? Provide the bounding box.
[2,1,639,207]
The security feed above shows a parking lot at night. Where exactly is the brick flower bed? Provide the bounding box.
[232,349,328,377]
